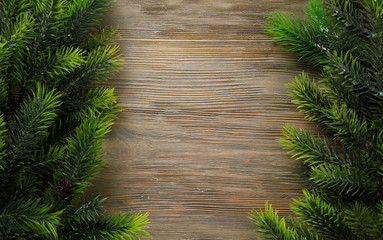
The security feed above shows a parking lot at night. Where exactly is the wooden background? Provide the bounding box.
[90,0,319,239]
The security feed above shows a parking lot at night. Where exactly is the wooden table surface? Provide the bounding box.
[90,0,319,239]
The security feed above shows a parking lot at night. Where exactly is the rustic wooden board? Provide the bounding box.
[89,0,320,239]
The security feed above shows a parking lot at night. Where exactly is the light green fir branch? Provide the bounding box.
[249,202,305,240]
[287,72,332,124]
[60,212,151,240]
[38,46,86,86]
[280,125,345,167]
[264,10,330,65]
[59,45,123,96]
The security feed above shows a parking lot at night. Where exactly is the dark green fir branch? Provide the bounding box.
[62,0,115,46]
[57,113,113,197]
[290,190,353,240]
[280,125,345,167]
[0,198,63,239]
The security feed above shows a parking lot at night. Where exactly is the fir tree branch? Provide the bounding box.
[47,88,121,148]
[81,27,120,51]
[60,212,151,240]
[11,175,40,201]
[0,1,150,238]
[1,85,61,195]
[62,0,115,45]
[68,195,105,222]
[280,125,345,167]
[310,164,380,198]
[325,0,367,36]
[323,50,383,119]
[0,78,8,114]
[5,85,61,163]
[264,9,330,65]
[249,202,304,240]
[287,72,332,124]
[57,113,113,197]
[344,202,383,239]
[37,46,86,86]
[323,51,362,104]
[0,0,33,35]
[256,0,383,239]
[305,0,333,31]
[0,12,34,87]
[64,87,121,121]
[324,103,372,148]
[58,195,105,236]
[291,190,353,240]
[0,115,7,167]
[378,201,383,222]
[59,45,123,97]
[29,0,66,52]
[0,198,62,239]
[287,216,321,240]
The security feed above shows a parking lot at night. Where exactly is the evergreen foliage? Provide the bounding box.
[0,0,150,239]
[251,0,383,239]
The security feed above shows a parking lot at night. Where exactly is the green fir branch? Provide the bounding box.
[30,0,66,51]
[58,113,113,196]
[310,164,380,198]
[325,0,367,36]
[67,195,106,222]
[64,87,121,120]
[344,202,383,239]
[256,0,383,239]
[287,72,332,124]
[10,175,40,201]
[249,202,303,240]
[0,12,34,86]
[0,78,8,113]
[0,198,62,239]
[0,115,7,165]
[59,45,122,96]
[62,0,115,45]
[287,216,320,240]
[5,84,61,164]
[38,46,86,86]
[1,85,61,196]
[60,212,151,240]
[291,190,353,240]
[322,51,362,104]
[264,10,329,65]
[81,27,120,51]
[0,0,150,238]
[280,125,345,167]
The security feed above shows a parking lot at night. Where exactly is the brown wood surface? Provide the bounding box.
[90,1,319,239]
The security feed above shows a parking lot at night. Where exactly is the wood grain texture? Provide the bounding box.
[89,1,320,239]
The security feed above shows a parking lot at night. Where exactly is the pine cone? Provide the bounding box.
[53,178,73,200]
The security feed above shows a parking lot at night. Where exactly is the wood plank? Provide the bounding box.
[89,0,319,239]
